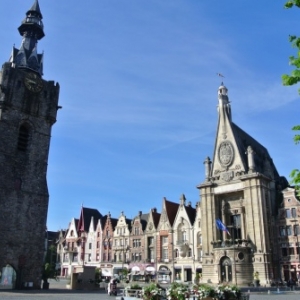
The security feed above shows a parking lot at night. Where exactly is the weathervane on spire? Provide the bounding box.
[217,73,225,86]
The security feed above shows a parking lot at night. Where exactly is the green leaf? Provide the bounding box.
[285,1,294,8]
[290,169,300,184]
[295,38,300,48]
[282,74,300,86]
[285,0,300,8]
[291,69,300,77]
[292,125,300,130]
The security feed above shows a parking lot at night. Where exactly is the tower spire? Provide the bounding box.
[10,0,44,75]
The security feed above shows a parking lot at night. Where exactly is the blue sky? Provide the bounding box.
[1,1,300,231]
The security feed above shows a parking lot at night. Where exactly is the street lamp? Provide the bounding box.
[171,242,177,283]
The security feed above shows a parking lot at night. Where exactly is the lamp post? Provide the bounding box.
[171,242,175,283]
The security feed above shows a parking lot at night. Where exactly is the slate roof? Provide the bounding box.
[77,207,102,232]
[140,213,149,231]
[28,0,43,18]
[149,208,161,228]
[126,219,133,232]
[164,199,179,226]
[99,215,108,229]
[232,122,279,179]
[185,203,196,226]
[132,212,149,231]
[152,212,161,228]
[110,217,119,230]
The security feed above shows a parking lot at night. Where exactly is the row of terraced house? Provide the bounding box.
[55,185,300,285]
[56,195,202,284]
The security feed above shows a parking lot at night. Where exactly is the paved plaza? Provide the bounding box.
[1,290,300,300]
[0,279,300,300]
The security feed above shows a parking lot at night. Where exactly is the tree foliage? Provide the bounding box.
[42,245,58,282]
[282,1,300,195]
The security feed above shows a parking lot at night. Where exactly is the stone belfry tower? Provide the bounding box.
[0,0,59,289]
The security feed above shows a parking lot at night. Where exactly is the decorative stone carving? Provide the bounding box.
[221,171,234,182]
[218,141,234,167]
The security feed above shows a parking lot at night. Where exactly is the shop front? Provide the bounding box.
[100,264,113,281]
[145,265,156,282]
[174,266,182,282]
[157,265,171,284]
[173,265,192,282]
[183,265,192,282]
[129,263,156,282]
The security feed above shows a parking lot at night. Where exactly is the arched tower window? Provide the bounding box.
[17,124,30,151]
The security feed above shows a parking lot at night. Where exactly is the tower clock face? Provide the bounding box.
[24,72,43,93]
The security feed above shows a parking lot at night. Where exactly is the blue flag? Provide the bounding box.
[215,219,230,235]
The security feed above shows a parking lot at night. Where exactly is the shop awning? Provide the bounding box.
[102,269,112,276]
[158,270,171,275]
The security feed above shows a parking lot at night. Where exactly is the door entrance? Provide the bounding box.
[0,265,16,289]
[220,257,232,282]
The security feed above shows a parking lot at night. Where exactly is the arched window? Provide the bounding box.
[182,231,187,242]
[17,124,30,151]
[198,234,202,245]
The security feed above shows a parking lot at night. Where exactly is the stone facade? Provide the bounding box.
[0,0,59,289]
[278,187,300,282]
[197,84,287,286]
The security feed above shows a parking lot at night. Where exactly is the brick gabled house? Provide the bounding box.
[101,213,118,277]
[129,211,148,278]
[278,187,300,282]
[156,197,179,283]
